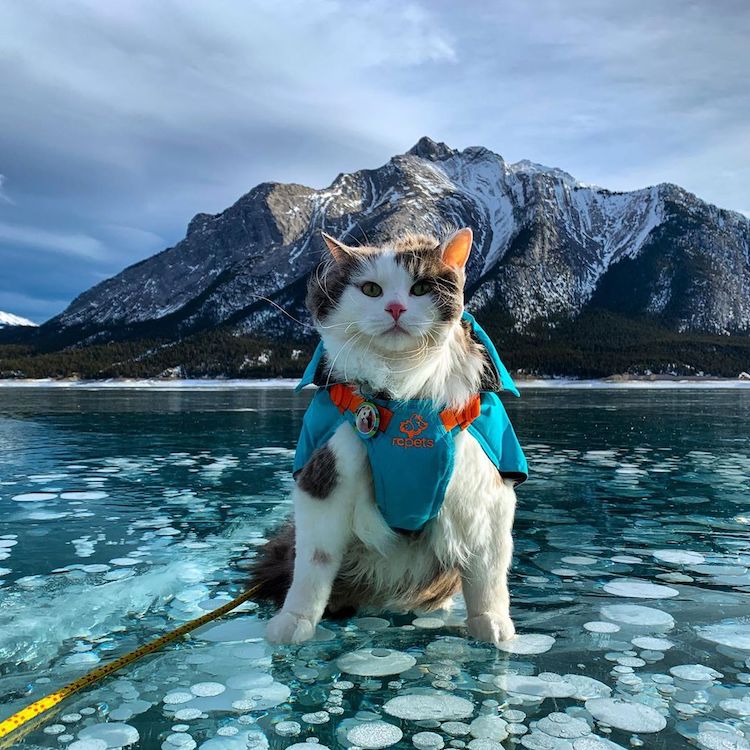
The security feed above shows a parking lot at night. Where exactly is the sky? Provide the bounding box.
[1,0,748,323]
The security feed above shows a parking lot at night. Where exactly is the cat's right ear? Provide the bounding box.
[440,227,473,269]
[321,232,353,264]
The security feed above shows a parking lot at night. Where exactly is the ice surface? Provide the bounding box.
[495,634,555,654]
[695,730,750,749]
[346,721,403,748]
[190,682,226,696]
[630,637,674,651]
[583,622,620,634]
[164,691,194,705]
[3,388,750,750]
[519,730,575,749]
[584,698,667,733]
[696,619,750,651]
[497,673,577,698]
[12,492,57,502]
[442,722,471,736]
[563,675,612,700]
[384,693,475,720]
[562,556,598,566]
[468,716,508,740]
[61,491,109,500]
[537,713,591,739]
[412,730,445,749]
[610,556,642,564]
[572,738,628,749]
[600,604,675,629]
[652,549,705,565]
[198,617,267,642]
[174,708,203,721]
[77,723,140,747]
[353,616,390,631]
[669,664,722,682]
[413,617,445,629]
[68,740,109,750]
[602,579,679,599]
[336,648,417,676]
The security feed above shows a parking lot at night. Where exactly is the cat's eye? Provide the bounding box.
[360,281,383,298]
[410,280,432,296]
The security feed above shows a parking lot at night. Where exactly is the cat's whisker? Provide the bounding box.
[245,294,307,328]
[316,320,362,330]
[324,330,363,387]
[342,331,365,382]
[361,333,376,364]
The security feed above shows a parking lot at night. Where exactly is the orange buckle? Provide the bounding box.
[440,393,481,432]
[329,384,393,433]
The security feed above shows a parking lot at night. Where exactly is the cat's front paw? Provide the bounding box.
[265,610,316,645]
[466,611,516,646]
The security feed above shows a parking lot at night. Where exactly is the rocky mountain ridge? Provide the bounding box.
[3,137,749,379]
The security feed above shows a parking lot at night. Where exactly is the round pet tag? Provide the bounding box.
[354,401,380,438]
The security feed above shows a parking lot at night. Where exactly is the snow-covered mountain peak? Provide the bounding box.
[406,136,455,160]
[509,159,579,186]
[0,311,37,328]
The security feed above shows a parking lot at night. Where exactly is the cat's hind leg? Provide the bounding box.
[265,425,365,644]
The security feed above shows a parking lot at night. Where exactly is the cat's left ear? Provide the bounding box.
[441,227,473,269]
[321,232,354,264]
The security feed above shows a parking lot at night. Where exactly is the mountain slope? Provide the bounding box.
[4,137,749,378]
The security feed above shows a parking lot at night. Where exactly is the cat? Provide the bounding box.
[250,227,524,646]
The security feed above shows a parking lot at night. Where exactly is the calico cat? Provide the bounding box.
[251,227,525,646]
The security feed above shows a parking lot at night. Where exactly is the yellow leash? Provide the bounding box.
[0,583,262,748]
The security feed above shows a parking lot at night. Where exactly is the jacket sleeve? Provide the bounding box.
[467,393,528,483]
[293,389,342,474]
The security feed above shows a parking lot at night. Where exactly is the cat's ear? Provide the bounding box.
[441,227,473,269]
[321,232,353,264]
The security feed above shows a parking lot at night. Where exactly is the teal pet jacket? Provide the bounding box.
[293,312,527,532]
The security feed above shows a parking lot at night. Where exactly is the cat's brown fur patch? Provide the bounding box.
[312,548,332,565]
[296,444,338,499]
[409,567,462,610]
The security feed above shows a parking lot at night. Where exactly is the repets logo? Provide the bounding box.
[392,413,434,448]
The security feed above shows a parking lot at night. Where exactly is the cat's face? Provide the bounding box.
[306,229,473,354]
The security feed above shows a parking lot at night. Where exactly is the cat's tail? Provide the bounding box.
[247,521,295,607]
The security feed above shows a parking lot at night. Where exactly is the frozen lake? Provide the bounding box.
[1,387,749,749]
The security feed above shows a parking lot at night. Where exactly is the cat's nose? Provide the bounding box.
[385,301,406,321]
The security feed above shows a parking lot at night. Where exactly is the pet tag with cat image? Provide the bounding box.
[354,401,380,439]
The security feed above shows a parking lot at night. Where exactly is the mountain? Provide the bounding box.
[0,311,37,329]
[2,137,749,378]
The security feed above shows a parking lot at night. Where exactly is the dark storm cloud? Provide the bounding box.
[0,0,747,322]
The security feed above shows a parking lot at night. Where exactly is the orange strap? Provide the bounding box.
[330,384,480,435]
[329,384,393,432]
[440,393,481,432]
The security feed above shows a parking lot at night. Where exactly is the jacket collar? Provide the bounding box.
[296,311,520,397]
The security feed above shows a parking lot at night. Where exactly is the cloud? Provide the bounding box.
[0,290,68,325]
[0,222,106,261]
[0,175,14,205]
[0,0,747,322]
